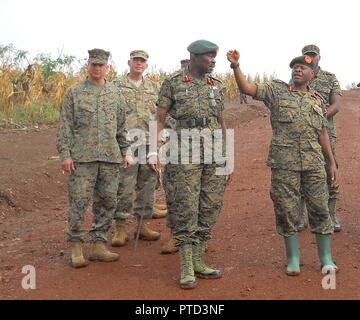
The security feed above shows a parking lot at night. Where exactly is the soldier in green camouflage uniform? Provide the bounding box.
[160,59,191,255]
[57,49,131,268]
[152,40,231,289]
[227,50,339,275]
[111,50,160,247]
[297,44,342,232]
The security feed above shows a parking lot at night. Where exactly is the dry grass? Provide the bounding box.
[0,44,276,125]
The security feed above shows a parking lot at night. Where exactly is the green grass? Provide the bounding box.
[0,102,59,126]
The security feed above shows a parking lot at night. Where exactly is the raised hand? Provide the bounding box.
[226,50,240,64]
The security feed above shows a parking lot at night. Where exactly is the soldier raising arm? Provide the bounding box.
[227,49,339,276]
[227,49,337,183]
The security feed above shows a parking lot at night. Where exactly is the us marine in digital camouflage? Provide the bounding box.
[227,49,339,276]
[111,50,161,247]
[56,49,132,268]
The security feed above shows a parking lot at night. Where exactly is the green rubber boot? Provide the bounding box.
[284,235,300,276]
[315,234,338,274]
[179,244,196,289]
[193,241,221,279]
[328,198,341,232]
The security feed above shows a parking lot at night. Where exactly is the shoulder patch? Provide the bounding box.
[332,80,340,87]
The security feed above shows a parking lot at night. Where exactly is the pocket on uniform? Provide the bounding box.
[174,91,195,118]
[76,105,96,126]
[277,101,298,123]
[104,103,117,122]
[174,91,192,107]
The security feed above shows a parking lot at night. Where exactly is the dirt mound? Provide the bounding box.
[224,100,269,128]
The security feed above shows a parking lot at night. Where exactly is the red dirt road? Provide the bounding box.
[0,90,360,300]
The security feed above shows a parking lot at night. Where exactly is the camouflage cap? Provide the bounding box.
[289,55,316,69]
[187,40,219,54]
[302,44,320,55]
[130,50,149,60]
[88,48,110,64]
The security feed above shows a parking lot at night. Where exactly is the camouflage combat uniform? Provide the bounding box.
[308,68,342,202]
[112,75,158,221]
[157,68,227,246]
[56,80,129,242]
[254,80,334,237]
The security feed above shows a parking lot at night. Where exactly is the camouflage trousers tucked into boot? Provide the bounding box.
[135,221,160,241]
[89,241,119,262]
[111,220,129,247]
[70,242,88,268]
[193,241,221,279]
[179,244,196,289]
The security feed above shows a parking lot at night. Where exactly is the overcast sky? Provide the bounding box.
[1,0,359,86]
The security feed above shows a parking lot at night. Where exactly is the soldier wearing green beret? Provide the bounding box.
[160,58,191,255]
[151,40,232,289]
[111,50,162,247]
[56,49,132,268]
[227,49,339,276]
[296,44,342,232]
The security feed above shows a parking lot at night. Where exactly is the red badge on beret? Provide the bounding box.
[304,55,312,64]
[183,75,191,82]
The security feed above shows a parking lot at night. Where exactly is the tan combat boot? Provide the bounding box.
[89,241,119,262]
[179,244,196,289]
[161,237,178,254]
[154,203,167,211]
[111,220,129,247]
[70,242,88,268]
[135,221,160,241]
[152,206,167,219]
[193,241,221,279]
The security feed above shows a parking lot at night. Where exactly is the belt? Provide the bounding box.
[177,117,208,128]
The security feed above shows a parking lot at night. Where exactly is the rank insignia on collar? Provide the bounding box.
[207,78,214,85]
[183,75,191,82]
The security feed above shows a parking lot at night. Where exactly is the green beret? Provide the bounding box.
[88,48,110,64]
[187,40,219,54]
[302,44,320,55]
[289,55,316,69]
[130,50,149,60]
